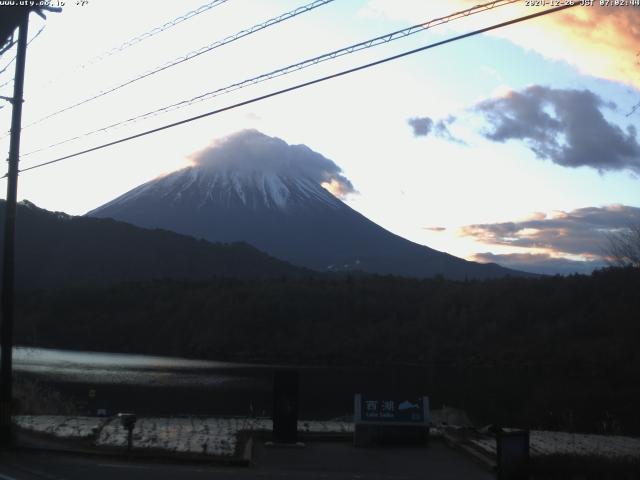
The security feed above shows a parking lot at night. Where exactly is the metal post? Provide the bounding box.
[127,427,133,451]
[0,11,30,447]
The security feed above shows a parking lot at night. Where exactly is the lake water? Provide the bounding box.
[12,346,448,419]
[14,346,272,388]
[11,348,633,435]
[11,347,562,429]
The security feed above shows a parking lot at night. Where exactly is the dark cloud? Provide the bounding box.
[475,86,640,173]
[461,205,640,260]
[423,226,446,232]
[472,252,605,276]
[407,117,433,137]
[190,129,356,198]
[407,115,465,144]
[433,116,466,145]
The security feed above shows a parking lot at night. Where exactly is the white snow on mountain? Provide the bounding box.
[94,130,350,213]
[87,130,520,279]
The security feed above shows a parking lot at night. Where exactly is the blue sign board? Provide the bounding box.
[360,396,425,423]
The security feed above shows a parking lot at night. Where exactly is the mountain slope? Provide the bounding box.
[89,130,527,280]
[0,200,306,290]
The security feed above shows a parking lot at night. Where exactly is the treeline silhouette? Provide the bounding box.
[0,200,306,289]
[14,267,640,433]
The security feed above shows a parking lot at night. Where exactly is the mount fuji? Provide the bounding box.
[88,130,523,279]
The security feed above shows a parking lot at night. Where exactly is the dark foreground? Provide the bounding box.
[0,440,492,480]
[16,267,640,434]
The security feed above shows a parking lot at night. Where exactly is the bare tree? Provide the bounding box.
[605,224,640,268]
[628,51,640,117]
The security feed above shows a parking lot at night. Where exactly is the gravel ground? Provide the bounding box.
[14,416,353,457]
[468,430,640,460]
[18,415,638,462]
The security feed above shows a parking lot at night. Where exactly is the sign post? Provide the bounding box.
[272,370,299,444]
[497,429,529,480]
[118,413,137,451]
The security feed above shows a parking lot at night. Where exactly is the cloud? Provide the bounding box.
[460,204,640,259]
[407,115,466,144]
[189,129,356,199]
[408,117,433,137]
[474,85,640,173]
[360,1,640,88]
[423,226,446,232]
[433,116,466,145]
[321,178,353,199]
[244,112,261,121]
[503,4,640,89]
[471,252,604,276]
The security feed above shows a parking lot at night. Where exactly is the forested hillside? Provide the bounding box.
[14,267,640,433]
[0,200,306,289]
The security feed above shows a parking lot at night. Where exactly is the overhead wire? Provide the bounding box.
[0,24,46,92]
[0,74,12,92]
[36,0,230,91]
[20,0,519,159]
[0,37,15,57]
[81,0,230,63]
[14,0,336,133]
[6,3,578,179]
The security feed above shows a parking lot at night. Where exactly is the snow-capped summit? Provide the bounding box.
[97,130,349,213]
[88,130,522,279]
[99,165,343,212]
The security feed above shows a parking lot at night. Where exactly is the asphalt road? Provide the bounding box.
[0,441,494,480]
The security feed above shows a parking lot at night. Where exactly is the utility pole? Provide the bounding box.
[0,10,29,447]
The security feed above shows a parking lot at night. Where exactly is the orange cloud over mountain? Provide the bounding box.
[362,1,640,88]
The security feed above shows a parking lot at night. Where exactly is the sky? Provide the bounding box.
[0,0,639,275]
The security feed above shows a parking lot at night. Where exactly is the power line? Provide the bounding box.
[36,0,230,91]
[0,37,15,57]
[0,53,17,80]
[15,0,335,133]
[20,0,518,159]
[85,0,230,61]
[0,24,45,83]
[0,77,12,91]
[8,3,578,178]
[0,74,13,92]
